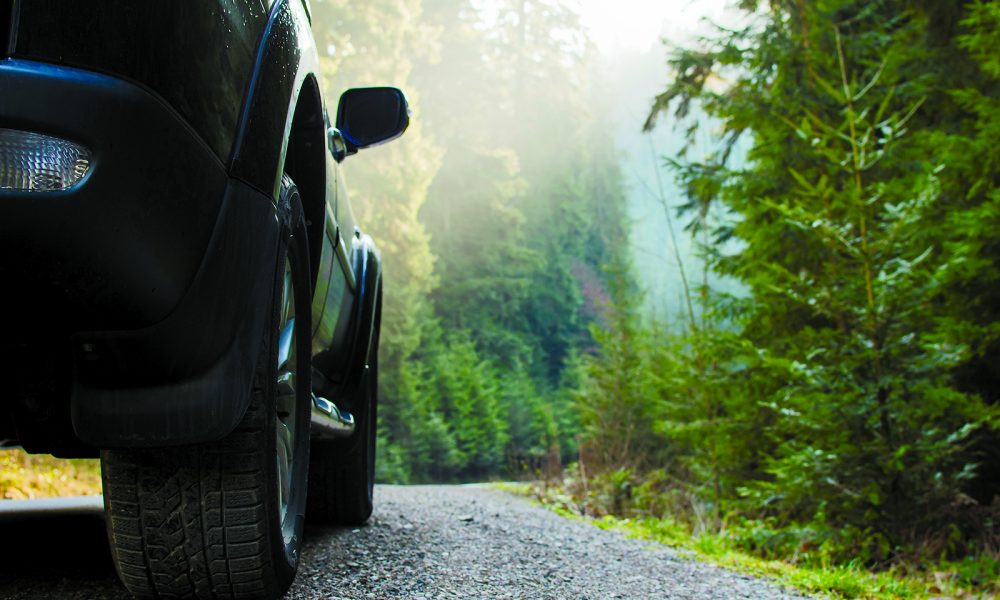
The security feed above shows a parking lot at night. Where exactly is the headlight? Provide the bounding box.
[0,128,92,192]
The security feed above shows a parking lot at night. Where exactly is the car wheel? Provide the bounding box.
[101,175,312,599]
[307,288,380,525]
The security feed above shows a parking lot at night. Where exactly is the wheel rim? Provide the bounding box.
[275,256,298,524]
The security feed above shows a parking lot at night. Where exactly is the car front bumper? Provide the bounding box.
[1,59,282,448]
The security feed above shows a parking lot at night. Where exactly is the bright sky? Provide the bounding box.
[569,1,746,319]
[574,0,732,54]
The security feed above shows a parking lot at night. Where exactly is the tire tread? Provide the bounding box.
[102,175,310,600]
[103,370,278,599]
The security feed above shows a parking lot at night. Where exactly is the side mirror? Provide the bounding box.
[335,87,410,156]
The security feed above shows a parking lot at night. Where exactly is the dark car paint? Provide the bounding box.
[0,60,281,449]
[231,0,311,197]
[1,2,11,56]
[0,0,382,451]
[336,87,410,150]
[71,178,282,447]
[0,60,226,334]
[229,0,376,390]
[12,0,268,162]
[313,234,381,401]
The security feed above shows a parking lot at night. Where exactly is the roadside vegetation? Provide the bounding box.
[566,1,1000,597]
[0,449,100,499]
[505,478,994,599]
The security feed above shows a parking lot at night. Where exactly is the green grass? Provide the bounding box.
[496,483,997,599]
[492,481,533,496]
[593,515,924,599]
[0,449,102,499]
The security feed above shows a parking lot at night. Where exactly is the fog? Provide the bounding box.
[315,0,743,323]
[308,0,745,478]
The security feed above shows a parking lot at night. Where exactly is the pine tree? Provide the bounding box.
[643,0,1000,556]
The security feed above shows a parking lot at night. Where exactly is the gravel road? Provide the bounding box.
[292,485,808,599]
[0,485,811,599]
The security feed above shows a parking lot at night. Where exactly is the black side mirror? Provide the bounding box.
[335,87,410,156]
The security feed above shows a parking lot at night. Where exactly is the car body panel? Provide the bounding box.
[0,0,383,451]
[0,60,227,335]
[230,0,312,198]
[12,0,269,162]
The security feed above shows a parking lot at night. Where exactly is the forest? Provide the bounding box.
[313,0,999,595]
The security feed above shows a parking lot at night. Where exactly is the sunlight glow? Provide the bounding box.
[573,0,732,53]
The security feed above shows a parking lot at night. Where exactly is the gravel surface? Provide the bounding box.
[291,484,811,599]
[0,485,813,599]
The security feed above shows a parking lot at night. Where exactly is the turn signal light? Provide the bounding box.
[0,128,92,192]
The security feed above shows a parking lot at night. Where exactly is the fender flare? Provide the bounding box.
[343,234,382,396]
[229,0,321,201]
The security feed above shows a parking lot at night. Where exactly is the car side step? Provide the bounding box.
[311,395,356,439]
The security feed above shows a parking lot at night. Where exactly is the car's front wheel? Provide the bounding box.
[101,176,312,599]
[307,287,381,525]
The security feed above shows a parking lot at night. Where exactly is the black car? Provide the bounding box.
[0,1,405,597]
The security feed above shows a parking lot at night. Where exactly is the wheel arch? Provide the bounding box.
[69,0,327,449]
[282,74,327,289]
[229,0,323,205]
[347,235,383,387]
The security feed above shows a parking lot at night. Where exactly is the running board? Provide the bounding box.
[311,395,355,439]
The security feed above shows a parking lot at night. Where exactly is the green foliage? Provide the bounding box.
[313,0,446,483]
[314,0,999,592]
[426,332,509,478]
[313,0,630,482]
[572,0,1000,591]
[0,450,101,499]
[525,479,936,599]
[575,258,662,474]
[526,477,996,599]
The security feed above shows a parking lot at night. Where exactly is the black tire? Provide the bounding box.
[307,289,381,525]
[101,176,312,599]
